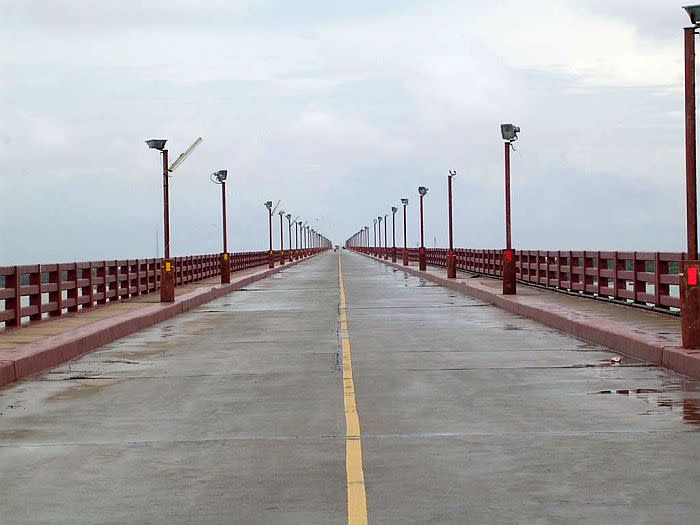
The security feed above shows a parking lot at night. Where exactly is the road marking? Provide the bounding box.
[338,255,368,525]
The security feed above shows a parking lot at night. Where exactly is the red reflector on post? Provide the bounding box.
[505,249,513,262]
[689,266,699,286]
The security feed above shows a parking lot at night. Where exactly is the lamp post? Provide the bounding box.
[378,216,383,259]
[401,199,409,266]
[210,170,230,284]
[391,206,398,262]
[418,187,428,270]
[447,170,457,278]
[265,201,274,268]
[383,214,388,259]
[682,5,700,347]
[501,123,520,295]
[278,211,286,265]
[146,137,202,302]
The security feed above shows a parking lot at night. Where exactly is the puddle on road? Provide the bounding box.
[47,378,122,402]
[591,382,700,426]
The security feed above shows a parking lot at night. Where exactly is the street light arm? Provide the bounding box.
[168,137,203,172]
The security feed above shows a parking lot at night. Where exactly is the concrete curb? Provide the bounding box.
[0,254,320,388]
[357,252,700,380]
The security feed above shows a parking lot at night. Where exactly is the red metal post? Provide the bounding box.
[279,213,285,265]
[392,208,397,262]
[419,195,426,270]
[268,208,274,268]
[683,25,700,347]
[160,149,175,302]
[384,215,388,259]
[220,180,230,284]
[402,202,408,266]
[447,173,457,278]
[503,142,516,295]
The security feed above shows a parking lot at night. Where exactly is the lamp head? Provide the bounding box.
[264,201,273,210]
[378,216,382,221]
[401,198,409,205]
[685,5,700,25]
[213,169,227,182]
[391,206,398,213]
[500,123,520,142]
[448,170,457,178]
[146,139,167,151]
[286,213,292,220]
[418,186,428,196]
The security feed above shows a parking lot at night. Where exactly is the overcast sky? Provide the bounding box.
[0,0,694,264]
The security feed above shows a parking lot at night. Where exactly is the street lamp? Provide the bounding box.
[682,5,700,347]
[391,206,398,262]
[146,136,202,302]
[265,201,274,268]
[447,170,457,279]
[278,210,286,265]
[401,199,409,266]
[210,169,230,284]
[418,187,428,270]
[501,123,520,295]
[377,216,383,258]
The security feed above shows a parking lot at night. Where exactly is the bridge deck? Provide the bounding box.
[0,251,698,523]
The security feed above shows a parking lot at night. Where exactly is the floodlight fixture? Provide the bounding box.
[210,169,227,184]
[449,170,457,178]
[501,124,520,142]
[392,206,398,213]
[401,198,409,205]
[279,209,285,216]
[146,139,167,151]
[418,186,428,196]
[286,213,292,220]
[684,5,700,25]
[265,201,273,209]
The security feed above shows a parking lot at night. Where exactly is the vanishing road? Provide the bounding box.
[0,251,698,523]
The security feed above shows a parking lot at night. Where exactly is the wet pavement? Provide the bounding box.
[0,251,699,524]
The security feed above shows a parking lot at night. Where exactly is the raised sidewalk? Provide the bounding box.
[358,252,700,380]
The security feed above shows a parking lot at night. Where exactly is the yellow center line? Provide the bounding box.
[338,255,368,525]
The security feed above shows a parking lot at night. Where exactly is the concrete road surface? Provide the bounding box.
[0,251,698,524]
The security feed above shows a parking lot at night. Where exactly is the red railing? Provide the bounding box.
[0,249,323,330]
[354,247,683,313]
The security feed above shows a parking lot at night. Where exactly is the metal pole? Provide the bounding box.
[268,208,274,268]
[683,25,700,347]
[222,181,228,253]
[392,209,397,262]
[402,203,408,266]
[505,143,512,251]
[279,213,285,265]
[419,194,426,270]
[503,142,516,294]
[378,217,382,258]
[384,215,388,259]
[220,180,230,284]
[447,173,456,278]
[160,149,175,302]
[162,150,170,259]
